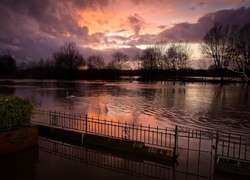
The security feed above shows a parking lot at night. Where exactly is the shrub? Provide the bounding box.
[0,96,34,131]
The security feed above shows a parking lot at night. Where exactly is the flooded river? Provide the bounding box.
[1,79,250,179]
[0,79,249,135]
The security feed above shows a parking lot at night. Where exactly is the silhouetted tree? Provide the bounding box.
[0,49,16,77]
[154,42,168,70]
[166,43,192,70]
[53,42,85,78]
[140,47,159,80]
[166,44,178,71]
[110,50,129,70]
[178,42,192,69]
[87,55,105,69]
[140,47,158,71]
[234,24,250,80]
[200,23,234,82]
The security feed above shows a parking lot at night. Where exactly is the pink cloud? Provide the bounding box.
[0,0,249,64]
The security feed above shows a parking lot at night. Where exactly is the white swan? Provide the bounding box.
[66,91,77,100]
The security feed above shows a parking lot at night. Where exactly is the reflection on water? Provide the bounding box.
[0,79,249,135]
[0,146,39,180]
[1,137,248,180]
[38,137,175,180]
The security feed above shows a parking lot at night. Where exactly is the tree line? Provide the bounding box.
[1,23,249,82]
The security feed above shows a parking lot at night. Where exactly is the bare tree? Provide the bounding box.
[177,42,192,69]
[87,55,105,69]
[53,42,85,71]
[154,42,168,70]
[233,24,250,80]
[201,23,250,81]
[140,47,158,71]
[110,50,129,70]
[200,23,232,82]
[223,24,240,77]
[139,47,160,80]
[166,44,179,70]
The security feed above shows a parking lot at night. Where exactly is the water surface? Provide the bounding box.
[0,79,249,135]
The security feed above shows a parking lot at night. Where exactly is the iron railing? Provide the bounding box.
[33,110,250,162]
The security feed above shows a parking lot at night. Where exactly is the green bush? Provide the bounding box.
[0,96,34,131]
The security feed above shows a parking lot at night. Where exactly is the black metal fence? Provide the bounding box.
[177,126,250,162]
[216,131,249,161]
[33,110,250,162]
[33,110,177,151]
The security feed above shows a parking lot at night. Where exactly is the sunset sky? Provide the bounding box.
[0,0,250,68]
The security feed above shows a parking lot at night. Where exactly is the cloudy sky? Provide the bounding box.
[0,0,250,67]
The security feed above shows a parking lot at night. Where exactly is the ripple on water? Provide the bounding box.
[2,80,249,138]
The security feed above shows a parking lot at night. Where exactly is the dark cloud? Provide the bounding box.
[9,34,62,63]
[72,0,110,9]
[190,2,205,10]
[88,32,108,45]
[0,0,105,39]
[136,34,158,45]
[158,25,166,29]
[158,22,208,43]
[72,26,89,38]
[209,7,250,25]
[0,0,93,63]
[0,0,50,18]
[127,13,145,36]
[0,0,85,38]
[158,6,250,43]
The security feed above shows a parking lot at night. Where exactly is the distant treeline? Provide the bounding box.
[0,66,244,83]
[0,49,246,83]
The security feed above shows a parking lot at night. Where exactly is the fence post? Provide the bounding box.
[85,115,88,134]
[174,125,178,160]
[215,131,219,161]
